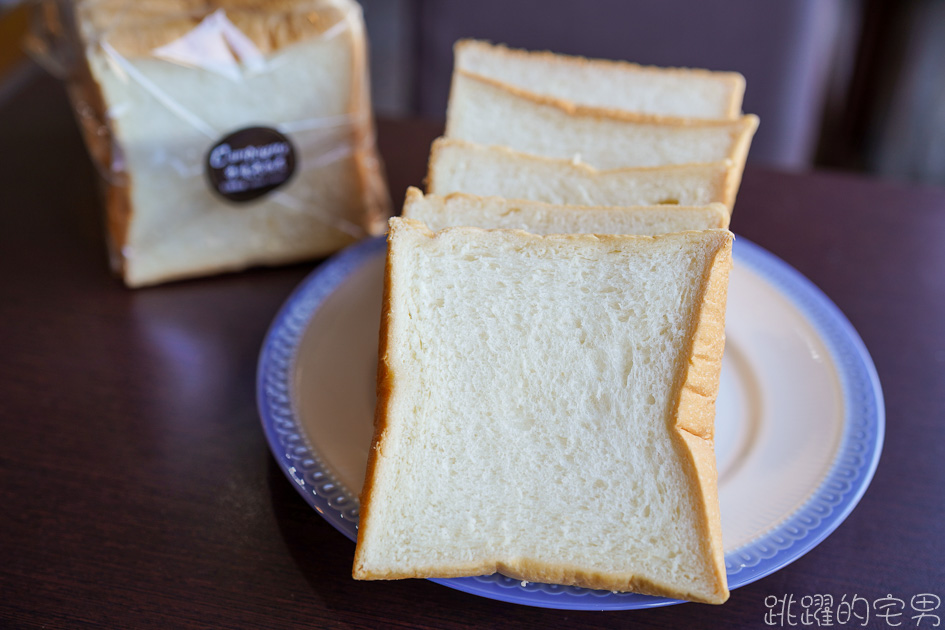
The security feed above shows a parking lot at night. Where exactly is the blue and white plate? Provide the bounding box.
[257,235,884,610]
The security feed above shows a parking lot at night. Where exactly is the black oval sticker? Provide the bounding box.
[205,126,297,202]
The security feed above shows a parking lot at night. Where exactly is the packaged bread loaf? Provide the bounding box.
[33,0,390,287]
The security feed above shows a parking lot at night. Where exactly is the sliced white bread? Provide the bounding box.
[354,217,732,604]
[402,187,730,234]
[454,39,745,120]
[446,71,758,172]
[427,138,740,211]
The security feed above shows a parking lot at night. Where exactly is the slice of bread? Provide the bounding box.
[445,71,758,172]
[454,39,745,120]
[427,138,740,211]
[402,187,730,234]
[353,217,732,604]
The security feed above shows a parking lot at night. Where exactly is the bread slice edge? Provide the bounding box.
[454,38,746,120]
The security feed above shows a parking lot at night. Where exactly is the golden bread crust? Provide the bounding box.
[669,231,733,604]
[352,219,399,579]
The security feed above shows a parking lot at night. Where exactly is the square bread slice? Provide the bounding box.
[353,217,732,604]
[427,138,740,212]
[454,39,745,120]
[445,71,758,172]
[402,187,730,234]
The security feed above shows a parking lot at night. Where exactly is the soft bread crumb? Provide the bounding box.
[426,138,738,212]
[354,219,732,604]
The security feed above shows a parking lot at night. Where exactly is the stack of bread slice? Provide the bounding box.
[353,40,757,605]
[431,39,757,216]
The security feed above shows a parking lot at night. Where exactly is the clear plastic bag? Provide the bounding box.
[28,0,390,287]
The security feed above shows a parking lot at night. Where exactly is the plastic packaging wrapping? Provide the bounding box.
[29,0,391,287]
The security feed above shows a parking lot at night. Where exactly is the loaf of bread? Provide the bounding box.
[446,71,758,171]
[353,218,732,604]
[68,0,389,287]
[427,138,740,211]
[402,187,730,234]
[454,39,745,120]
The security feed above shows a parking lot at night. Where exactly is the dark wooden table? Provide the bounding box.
[2,69,944,629]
